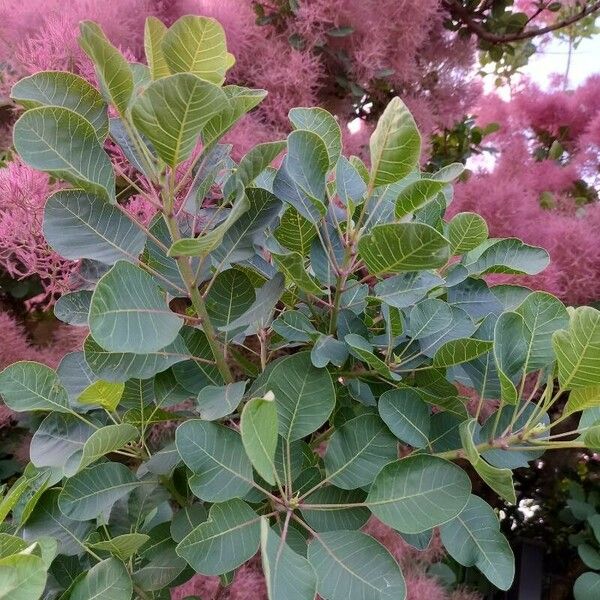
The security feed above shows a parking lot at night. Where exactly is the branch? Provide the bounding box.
[444,0,600,44]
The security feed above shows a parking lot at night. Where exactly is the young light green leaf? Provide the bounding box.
[43,190,146,264]
[241,396,278,485]
[308,530,406,600]
[89,261,183,353]
[366,455,471,533]
[250,352,335,441]
[144,17,170,80]
[358,223,449,274]
[289,106,342,169]
[433,338,493,367]
[69,557,132,600]
[77,380,125,411]
[369,96,421,187]
[324,414,398,489]
[79,21,133,115]
[11,71,108,139]
[0,551,47,600]
[345,334,396,379]
[565,386,600,416]
[378,388,431,449]
[88,533,150,560]
[261,518,317,600]
[175,420,254,501]
[447,212,488,254]
[176,499,260,575]
[162,15,232,84]
[0,361,71,413]
[553,306,600,389]
[132,73,227,166]
[440,495,514,590]
[13,106,115,202]
[58,462,141,521]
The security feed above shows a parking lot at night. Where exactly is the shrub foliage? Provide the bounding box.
[1,15,600,600]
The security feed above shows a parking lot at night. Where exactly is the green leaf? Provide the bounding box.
[344,334,395,379]
[273,251,324,294]
[69,557,132,600]
[132,73,227,166]
[43,190,146,264]
[241,396,278,485]
[369,96,421,187]
[273,311,317,343]
[196,381,246,421]
[440,495,514,590]
[261,518,317,600]
[144,17,170,80]
[250,352,335,441]
[176,499,260,575]
[202,85,267,145]
[311,335,348,368]
[79,21,133,115]
[55,291,92,326]
[459,419,516,504]
[274,207,317,256]
[336,156,367,206]
[378,388,431,449]
[0,361,70,413]
[30,414,93,473]
[324,414,398,489]
[0,550,47,600]
[515,291,569,371]
[565,386,600,416]
[11,71,108,139]
[171,504,208,543]
[272,130,328,223]
[22,490,93,556]
[77,380,125,411]
[394,179,445,218]
[574,572,600,600]
[162,15,231,85]
[89,261,183,353]
[308,530,406,600]
[173,193,251,260]
[13,106,115,202]
[223,140,285,197]
[447,212,488,254]
[433,338,493,367]
[374,272,443,309]
[366,455,471,533]
[358,223,449,274]
[83,335,188,383]
[89,533,150,560]
[578,544,600,570]
[289,107,342,169]
[466,238,549,276]
[58,462,140,521]
[175,420,254,501]
[69,423,138,476]
[553,306,600,389]
[301,487,370,531]
[494,312,527,405]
